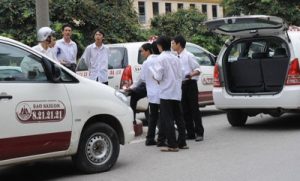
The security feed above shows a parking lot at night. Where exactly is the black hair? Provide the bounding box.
[62,24,72,31]
[93,29,105,37]
[141,43,153,54]
[151,41,160,55]
[156,36,171,51]
[172,35,186,48]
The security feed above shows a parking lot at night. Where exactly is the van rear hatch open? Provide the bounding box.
[204,15,288,37]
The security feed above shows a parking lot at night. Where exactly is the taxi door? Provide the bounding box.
[0,42,72,161]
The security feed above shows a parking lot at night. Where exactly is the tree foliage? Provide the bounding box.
[0,0,36,45]
[150,8,225,55]
[222,0,300,25]
[0,0,145,56]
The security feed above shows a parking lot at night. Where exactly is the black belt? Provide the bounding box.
[182,79,197,85]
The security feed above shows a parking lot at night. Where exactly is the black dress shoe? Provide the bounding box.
[186,135,195,140]
[195,136,203,142]
[178,145,189,149]
[145,140,157,146]
[156,142,168,147]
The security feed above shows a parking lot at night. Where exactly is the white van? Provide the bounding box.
[76,42,216,116]
[205,15,300,126]
[0,36,134,173]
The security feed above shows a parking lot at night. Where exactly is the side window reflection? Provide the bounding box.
[0,43,47,82]
[186,45,213,66]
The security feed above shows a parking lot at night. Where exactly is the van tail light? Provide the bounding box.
[213,64,222,87]
[120,65,133,89]
[286,58,300,85]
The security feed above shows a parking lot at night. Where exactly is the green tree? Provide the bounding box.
[0,0,145,57]
[222,0,300,25]
[0,0,36,45]
[151,8,225,55]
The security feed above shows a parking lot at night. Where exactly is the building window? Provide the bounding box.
[165,3,172,13]
[138,1,146,23]
[212,5,218,18]
[202,4,207,14]
[153,2,159,16]
[178,3,183,9]
[190,4,195,8]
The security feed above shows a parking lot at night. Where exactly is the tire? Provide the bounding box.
[227,110,248,127]
[72,123,120,174]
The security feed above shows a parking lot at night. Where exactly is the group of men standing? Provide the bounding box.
[136,35,204,152]
[32,25,204,152]
[33,24,78,72]
[33,25,109,85]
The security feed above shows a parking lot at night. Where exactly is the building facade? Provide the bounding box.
[133,0,224,27]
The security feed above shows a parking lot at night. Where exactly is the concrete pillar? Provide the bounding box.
[35,0,50,30]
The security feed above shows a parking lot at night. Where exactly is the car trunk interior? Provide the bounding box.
[224,37,290,94]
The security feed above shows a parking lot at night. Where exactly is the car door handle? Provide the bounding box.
[0,92,13,100]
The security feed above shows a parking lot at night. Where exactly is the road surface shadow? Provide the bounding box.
[240,113,300,131]
[0,158,81,181]
[201,109,225,117]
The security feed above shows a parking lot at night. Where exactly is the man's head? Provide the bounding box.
[37,27,55,44]
[93,29,105,44]
[62,24,73,40]
[140,43,153,59]
[151,41,160,55]
[171,35,186,52]
[156,36,171,53]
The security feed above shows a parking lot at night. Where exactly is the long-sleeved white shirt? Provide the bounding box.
[140,54,160,104]
[81,43,109,82]
[152,51,184,101]
[32,43,58,62]
[177,49,201,81]
[56,38,77,64]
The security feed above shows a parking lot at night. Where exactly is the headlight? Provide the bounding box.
[115,90,128,103]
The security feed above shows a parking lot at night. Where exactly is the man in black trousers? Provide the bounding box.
[171,35,204,142]
[152,36,188,152]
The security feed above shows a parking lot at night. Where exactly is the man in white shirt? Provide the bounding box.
[56,24,78,72]
[21,27,56,79]
[152,36,188,152]
[32,27,57,61]
[80,29,109,84]
[172,35,204,142]
[139,42,160,146]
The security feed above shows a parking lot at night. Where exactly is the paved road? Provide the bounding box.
[2,106,300,181]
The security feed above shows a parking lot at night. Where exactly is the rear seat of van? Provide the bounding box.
[229,49,289,93]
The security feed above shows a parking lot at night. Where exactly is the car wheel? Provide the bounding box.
[227,110,248,127]
[72,123,120,173]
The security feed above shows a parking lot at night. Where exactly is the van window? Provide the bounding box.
[138,49,146,64]
[186,45,214,66]
[227,38,288,62]
[77,47,128,71]
[109,47,128,69]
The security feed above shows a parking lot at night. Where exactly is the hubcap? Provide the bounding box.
[85,133,112,165]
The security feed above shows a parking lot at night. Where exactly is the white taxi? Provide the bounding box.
[76,42,216,116]
[0,36,134,173]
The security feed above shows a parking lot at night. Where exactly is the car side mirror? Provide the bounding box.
[51,64,61,82]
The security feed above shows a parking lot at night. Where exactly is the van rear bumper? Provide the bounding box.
[213,86,300,109]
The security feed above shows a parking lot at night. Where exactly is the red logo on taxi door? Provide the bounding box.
[16,101,66,123]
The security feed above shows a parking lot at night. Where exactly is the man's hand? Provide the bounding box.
[185,74,192,79]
